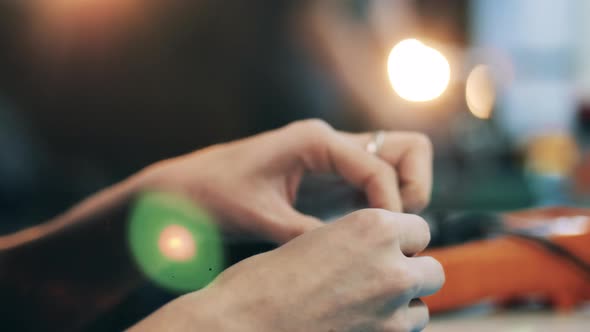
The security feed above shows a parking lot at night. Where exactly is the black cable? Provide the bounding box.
[504,230,590,279]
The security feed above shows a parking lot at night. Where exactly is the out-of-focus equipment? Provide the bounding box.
[423,207,590,313]
[524,133,581,205]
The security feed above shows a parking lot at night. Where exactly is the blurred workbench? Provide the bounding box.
[426,305,590,332]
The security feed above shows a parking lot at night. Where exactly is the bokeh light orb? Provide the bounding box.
[158,224,197,262]
[387,39,451,102]
[128,192,224,293]
[466,64,496,119]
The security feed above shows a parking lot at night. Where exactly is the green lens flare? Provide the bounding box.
[128,191,224,293]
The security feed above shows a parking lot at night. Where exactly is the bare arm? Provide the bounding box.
[0,120,435,331]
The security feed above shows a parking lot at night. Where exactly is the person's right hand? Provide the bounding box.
[130,209,444,332]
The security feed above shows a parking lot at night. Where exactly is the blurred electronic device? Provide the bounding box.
[424,207,590,313]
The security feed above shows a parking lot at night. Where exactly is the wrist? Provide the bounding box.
[180,288,229,330]
[130,287,232,332]
[180,284,265,332]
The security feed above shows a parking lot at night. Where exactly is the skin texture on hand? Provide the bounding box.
[129,120,438,331]
[0,119,435,331]
[130,209,445,332]
[143,119,433,243]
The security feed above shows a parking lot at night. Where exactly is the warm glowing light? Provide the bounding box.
[158,224,197,261]
[387,39,451,102]
[466,65,496,119]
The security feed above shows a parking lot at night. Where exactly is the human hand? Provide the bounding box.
[141,119,432,243]
[130,209,444,332]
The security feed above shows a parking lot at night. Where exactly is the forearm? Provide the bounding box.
[0,168,155,331]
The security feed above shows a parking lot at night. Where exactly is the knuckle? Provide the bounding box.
[413,215,432,246]
[381,317,413,332]
[290,119,334,155]
[422,310,431,326]
[384,262,419,297]
[349,209,398,240]
[349,209,398,247]
[286,119,335,164]
[425,256,446,287]
[291,118,333,136]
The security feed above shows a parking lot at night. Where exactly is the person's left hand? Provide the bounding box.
[140,119,432,243]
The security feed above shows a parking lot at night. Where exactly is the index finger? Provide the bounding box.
[294,121,403,211]
[343,132,433,212]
